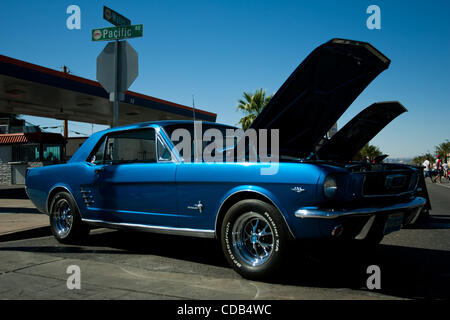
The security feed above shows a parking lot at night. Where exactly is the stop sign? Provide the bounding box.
[96,41,138,93]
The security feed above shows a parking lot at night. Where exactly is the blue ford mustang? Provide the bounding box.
[25,39,426,279]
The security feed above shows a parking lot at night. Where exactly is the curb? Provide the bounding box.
[0,187,28,199]
[0,226,52,242]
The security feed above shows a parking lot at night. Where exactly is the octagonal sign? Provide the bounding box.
[96,41,138,93]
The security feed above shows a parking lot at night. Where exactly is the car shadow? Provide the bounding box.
[0,207,40,214]
[403,215,450,230]
[84,229,229,267]
[0,229,228,267]
[1,229,448,299]
[274,240,450,300]
[79,230,450,299]
[0,188,28,199]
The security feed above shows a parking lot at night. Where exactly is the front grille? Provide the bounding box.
[362,171,416,196]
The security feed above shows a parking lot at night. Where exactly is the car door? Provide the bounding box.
[82,127,178,227]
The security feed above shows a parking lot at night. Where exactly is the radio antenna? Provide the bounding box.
[192,94,196,121]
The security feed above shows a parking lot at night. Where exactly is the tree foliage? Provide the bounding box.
[435,139,450,162]
[353,143,383,162]
[412,140,449,166]
[412,153,435,166]
[236,89,272,130]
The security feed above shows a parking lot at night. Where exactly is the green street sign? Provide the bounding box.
[103,6,131,26]
[92,24,143,42]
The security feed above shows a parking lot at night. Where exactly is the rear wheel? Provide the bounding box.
[220,199,290,280]
[49,191,90,244]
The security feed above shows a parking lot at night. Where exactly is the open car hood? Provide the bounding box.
[250,38,391,158]
[317,101,407,161]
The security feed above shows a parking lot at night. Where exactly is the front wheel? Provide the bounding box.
[220,199,291,280]
[49,191,90,244]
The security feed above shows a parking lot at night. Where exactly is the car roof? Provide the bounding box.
[69,120,238,163]
[100,120,237,134]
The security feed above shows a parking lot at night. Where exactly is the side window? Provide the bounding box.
[104,129,156,164]
[157,138,172,161]
[89,137,107,165]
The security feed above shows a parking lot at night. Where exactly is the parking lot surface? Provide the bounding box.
[0,181,449,300]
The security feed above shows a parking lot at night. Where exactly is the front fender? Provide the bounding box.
[213,185,295,237]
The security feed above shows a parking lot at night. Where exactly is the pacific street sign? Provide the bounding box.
[92,24,143,42]
[103,6,131,26]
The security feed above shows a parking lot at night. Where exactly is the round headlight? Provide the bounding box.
[323,175,337,198]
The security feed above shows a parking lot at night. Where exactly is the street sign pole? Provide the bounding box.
[94,7,140,128]
[112,40,119,157]
[114,40,119,127]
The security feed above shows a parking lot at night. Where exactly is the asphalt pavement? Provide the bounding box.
[0,181,449,300]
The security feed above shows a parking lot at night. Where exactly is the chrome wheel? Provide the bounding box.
[232,212,274,266]
[51,198,73,238]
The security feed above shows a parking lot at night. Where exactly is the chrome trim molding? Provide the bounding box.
[157,126,183,163]
[82,218,215,239]
[80,188,94,206]
[155,128,179,164]
[86,125,180,165]
[24,185,30,198]
[295,197,426,219]
[362,190,415,198]
[354,215,376,240]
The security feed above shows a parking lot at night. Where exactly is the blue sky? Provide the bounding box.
[0,0,448,158]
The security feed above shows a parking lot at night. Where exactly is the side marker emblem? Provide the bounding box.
[291,187,306,193]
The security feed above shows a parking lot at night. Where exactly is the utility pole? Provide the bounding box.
[192,95,196,121]
[62,66,69,139]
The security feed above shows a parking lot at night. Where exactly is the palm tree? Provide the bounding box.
[413,153,435,166]
[435,140,450,162]
[236,89,272,130]
[354,143,383,162]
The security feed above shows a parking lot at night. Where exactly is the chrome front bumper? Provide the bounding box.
[295,197,426,220]
[294,197,426,240]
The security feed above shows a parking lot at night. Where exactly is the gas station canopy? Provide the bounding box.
[0,54,216,126]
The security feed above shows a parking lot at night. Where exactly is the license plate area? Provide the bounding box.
[383,212,404,235]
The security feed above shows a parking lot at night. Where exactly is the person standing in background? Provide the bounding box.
[423,157,433,182]
[443,161,449,180]
[432,155,442,183]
